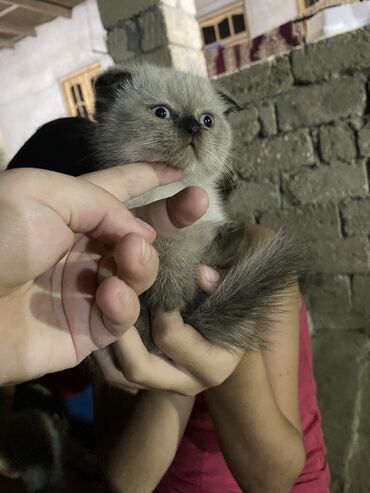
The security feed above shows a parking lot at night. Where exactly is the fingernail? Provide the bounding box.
[204,266,220,283]
[141,239,152,264]
[135,218,155,233]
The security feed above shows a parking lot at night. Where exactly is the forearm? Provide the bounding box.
[95,384,194,493]
[205,352,305,493]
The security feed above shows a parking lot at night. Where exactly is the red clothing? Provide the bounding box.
[155,305,330,493]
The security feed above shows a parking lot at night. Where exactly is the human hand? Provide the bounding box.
[0,164,208,385]
[94,264,243,396]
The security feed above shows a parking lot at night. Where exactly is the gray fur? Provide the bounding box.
[93,63,307,351]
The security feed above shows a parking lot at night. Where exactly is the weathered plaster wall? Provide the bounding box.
[0,0,112,159]
[245,0,297,38]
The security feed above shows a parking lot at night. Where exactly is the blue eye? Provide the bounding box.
[200,114,214,127]
[152,106,171,119]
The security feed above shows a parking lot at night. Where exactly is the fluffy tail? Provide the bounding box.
[186,230,308,350]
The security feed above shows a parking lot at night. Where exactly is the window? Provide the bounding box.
[232,14,246,34]
[200,3,250,78]
[218,17,231,39]
[199,3,248,47]
[61,64,102,120]
[203,25,216,44]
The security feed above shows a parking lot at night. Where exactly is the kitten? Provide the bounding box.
[92,64,305,350]
[9,63,306,351]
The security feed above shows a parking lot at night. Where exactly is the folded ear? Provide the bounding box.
[94,68,133,120]
[216,89,243,116]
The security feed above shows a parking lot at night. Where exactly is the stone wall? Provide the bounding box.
[220,26,370,492]
[97,0,206,75]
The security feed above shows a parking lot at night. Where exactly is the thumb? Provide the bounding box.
[134,187,209,239]
[196,264,223,293]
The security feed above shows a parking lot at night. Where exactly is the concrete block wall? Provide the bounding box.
[220,27,370,334]
[219,26,370,491]
[97,0,206,74]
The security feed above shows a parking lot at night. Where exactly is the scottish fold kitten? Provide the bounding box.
[92,64,305,350]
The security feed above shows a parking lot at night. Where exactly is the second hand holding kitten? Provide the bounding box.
[94,264,244,396]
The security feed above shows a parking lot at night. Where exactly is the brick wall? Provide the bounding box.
[220,27,370,333]
[219,26,370,491]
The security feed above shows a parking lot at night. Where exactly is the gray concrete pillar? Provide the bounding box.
[97,0,207,75]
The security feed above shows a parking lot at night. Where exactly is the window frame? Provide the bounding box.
[199,2,249,48]
[61,63,102,120]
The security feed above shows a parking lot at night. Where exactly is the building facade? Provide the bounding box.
[0,0,112,158]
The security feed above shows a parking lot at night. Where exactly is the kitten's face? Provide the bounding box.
[95,65,237,183]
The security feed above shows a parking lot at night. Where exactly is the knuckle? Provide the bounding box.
[204,372,226,388]
[123,364,147,385]
[186,387,202,397]
[152,325,174,351]
[181,389,197,397]
[174,386,201,397]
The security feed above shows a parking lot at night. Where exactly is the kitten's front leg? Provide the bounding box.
[145,222,217,314]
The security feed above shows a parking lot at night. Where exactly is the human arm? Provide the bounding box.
[204,283,305,493]
[94,378,194,493]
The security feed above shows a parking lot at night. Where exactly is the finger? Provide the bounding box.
[112,327,204,395]
[93,347,144,392]
[97,256,116,285]
[196,264,222,293]
[1,168,156,247]
[134,186,209,239]
[152,312,243,387]
[113,233,159,295]
[90,276,140,349]
[82,163,183,203]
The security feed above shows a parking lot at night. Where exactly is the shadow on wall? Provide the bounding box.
[217,24,370,493]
